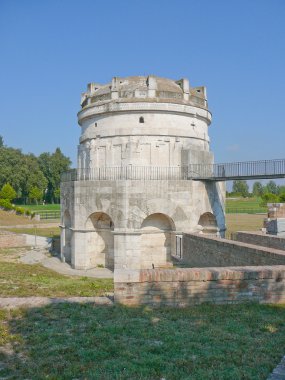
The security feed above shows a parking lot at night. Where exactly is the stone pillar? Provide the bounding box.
[113,229,141,270]
[71,230,87,269]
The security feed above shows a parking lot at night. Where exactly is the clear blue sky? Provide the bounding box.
[1,0,285,170]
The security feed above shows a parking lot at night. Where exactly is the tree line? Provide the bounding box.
[0,136,71,204]
[228,179,285,203]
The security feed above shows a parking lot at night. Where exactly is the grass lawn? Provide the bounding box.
[4,226,60,238]
[1,303,285,379]
[20,204,60,211]
[226,197,267,214]
[0,248,113,297]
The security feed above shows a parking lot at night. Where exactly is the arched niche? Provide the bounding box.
[85,212,114,270]
[140,213,175,269]
[62,210,72,264]
[198,212,218,235]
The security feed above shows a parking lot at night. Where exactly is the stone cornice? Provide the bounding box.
[78,101,212,125]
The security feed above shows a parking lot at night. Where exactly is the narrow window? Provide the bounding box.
[139,116,144,123]
[95,123,97,127]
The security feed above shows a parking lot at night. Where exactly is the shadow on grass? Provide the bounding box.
[1,302,285,379]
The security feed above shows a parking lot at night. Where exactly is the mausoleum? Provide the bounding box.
[60,75,225,270]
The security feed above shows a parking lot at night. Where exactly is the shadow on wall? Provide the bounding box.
[140,213,175,268]
[205,181,225,237]
[62,210,72,263]
[86,212,114,270]
[116,266,285,307]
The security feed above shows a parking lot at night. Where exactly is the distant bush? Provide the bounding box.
[260,193,279,207]
[279,193,285,202]
[15,207,25,215]
[25,209,31,216]
[0,199,13,210]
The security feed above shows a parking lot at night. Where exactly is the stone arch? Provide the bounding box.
[62,210,72,263]
[198,212,218,235]
[85,212,114,269]
[140,213,175,269]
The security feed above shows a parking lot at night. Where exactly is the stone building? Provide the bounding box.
[60,75,225,270]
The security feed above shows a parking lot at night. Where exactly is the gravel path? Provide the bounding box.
[19,247,114,278]
[0,296,113,309]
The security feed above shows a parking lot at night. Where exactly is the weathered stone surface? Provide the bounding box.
[60,75,225,271]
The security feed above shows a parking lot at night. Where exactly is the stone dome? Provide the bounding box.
[80,75,208,109]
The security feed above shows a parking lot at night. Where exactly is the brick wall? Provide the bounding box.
[234,231,285,251]
[181,233,285,267]
[114,266,285,306]
[0,231,27,248]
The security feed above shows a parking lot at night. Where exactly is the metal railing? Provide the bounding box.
[61,159,285,182]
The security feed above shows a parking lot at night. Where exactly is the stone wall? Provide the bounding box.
[114,266,285,306]
[181,233,285,267]
[233,231,285,251]
[0,231,27,248]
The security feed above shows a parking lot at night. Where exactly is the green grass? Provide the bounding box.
[4,226,60,238]
[0,248,113,297]
[1,303,285,379]
[226,197,267,214]
[19,204,60,211]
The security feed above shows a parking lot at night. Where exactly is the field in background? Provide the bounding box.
[21,204,60,211]
[0,210,59,226]
[226,197,267,214]
[226,213,265,236]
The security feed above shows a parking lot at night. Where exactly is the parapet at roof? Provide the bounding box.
[81,75,208,109]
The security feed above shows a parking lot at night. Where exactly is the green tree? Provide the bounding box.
[265,180,278,195]
[279,193,285,202]
[0,183,17,201]
[260,193,279,206]
[38,148,71,203]
[252,181,264,197]
[29,186,43,205]
[232,180,249,197]
[0,136,3,147]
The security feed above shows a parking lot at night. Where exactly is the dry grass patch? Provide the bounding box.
[226,213,265,236]
[0,210,58,226]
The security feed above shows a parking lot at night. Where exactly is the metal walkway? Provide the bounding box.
[61,159,285,182]
[192,159,285,181]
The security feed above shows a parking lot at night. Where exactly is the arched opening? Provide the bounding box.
[62,210,72,263]
[139,116,144,123]
[86,212,114,269]
[140,213,175,269]
[198,212,218,235]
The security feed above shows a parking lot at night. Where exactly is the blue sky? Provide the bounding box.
[0,0,284,172]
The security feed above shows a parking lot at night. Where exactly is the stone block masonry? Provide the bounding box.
[234,231,285,251]
[114,266,285,306]
[182,233,285,267]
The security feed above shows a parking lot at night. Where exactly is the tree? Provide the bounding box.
[265,180,278,195]
[252,181,264,197]
[29,186,43,205]
[232,180,249,197]
[260,192,279,206]
[38,148,71,203]
[0,183,17,201]
[0,136,3,147]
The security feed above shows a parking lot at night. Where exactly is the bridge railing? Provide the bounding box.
[60,159,285,182]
